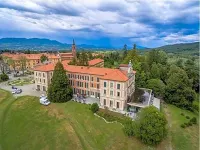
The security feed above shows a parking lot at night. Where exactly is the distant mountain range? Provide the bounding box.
[0,38,198,54]
[0,38,146,51]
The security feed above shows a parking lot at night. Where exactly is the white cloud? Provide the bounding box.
[163,33,199,44]
[0,0,198,46]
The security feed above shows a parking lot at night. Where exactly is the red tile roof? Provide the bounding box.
[88,58,104,66]
[33,62,136,82]
[34,63,55,72]
[62,60,71,65]
[2,53,59,60]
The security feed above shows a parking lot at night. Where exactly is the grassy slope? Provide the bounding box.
[0,90,147,150]
[0,89,199,150]
[163,103,199,150]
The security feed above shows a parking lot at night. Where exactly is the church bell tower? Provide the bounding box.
[72,39,76,58]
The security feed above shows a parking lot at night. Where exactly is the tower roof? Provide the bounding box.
[73,39,75,45]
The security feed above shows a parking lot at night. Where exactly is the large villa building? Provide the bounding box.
[33,60,136,111]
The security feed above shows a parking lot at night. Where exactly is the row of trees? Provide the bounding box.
[0,54,49,75]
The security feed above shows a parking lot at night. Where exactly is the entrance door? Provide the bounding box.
[117,102,120,108]
[95,92,97,98]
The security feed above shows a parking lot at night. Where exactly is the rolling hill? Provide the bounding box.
[152,42,199,55]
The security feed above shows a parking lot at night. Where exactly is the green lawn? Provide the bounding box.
[0,89,198,150]
[163,103,199,150]
[0,89,148,150]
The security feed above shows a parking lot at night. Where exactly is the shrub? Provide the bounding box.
[134,106,167,145]
[180,124,186,128]
[186,116,190,119]
[0,73,9,81]
[124,120,136,136]
[180,112,185,116]
[90,103,99,113]
[190,117,197,124]
[192,103,199,112]
[187,122,192,126]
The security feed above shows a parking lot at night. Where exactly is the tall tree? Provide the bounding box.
[0,56,9,73]
[133,44,136,50]
[47,61,73,103]
[40,54,48,63]
[19,56,27,75]
[123,44,128,58]
[147,79,165,97]
[7,58,17,73]
[150,63,160,79]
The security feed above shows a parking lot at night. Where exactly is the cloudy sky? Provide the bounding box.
[0,0,199,48]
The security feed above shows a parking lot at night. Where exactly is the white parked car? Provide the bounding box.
[39,97,50,106]
[12,88,22,94]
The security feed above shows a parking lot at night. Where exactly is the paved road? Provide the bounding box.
[0,76,45,97]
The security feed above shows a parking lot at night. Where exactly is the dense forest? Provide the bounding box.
[104,45,199,112]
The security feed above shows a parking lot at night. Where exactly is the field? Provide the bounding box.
[0,89,199,150]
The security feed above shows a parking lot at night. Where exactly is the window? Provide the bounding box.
[43,79,45,83]
[117,102,120,108]
[87,76,89,81]
[117,92,120,97]
[104,82,106,87]
[97,84,99,89]
[104,99,106,105]
[104,90,106,95]
[110,101,113,107]
[43,73,45,77]
[117,84,120,90]
[82,76,84,80]
[110,91,113,96]
[36,72,37,76]
[97,78,99,82]
[91,83,93,87]
[110,82,113,88]
[43,86,46,91]
[91,77,93,81]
